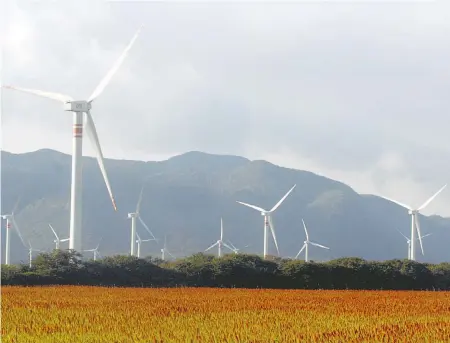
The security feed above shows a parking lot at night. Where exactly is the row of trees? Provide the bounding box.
[2,250,450,290]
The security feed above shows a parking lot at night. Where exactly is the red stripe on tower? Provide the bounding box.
[6,223,11,229]
[73,124,83,138]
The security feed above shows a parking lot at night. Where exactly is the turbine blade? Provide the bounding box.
[11,217,26,247]
[310,242,330,250]
[417,184,447,211]
[414,215,424,256]
[59,238,70,242]
[48,224,59,240]
[136,186,145,214]
[236,201,266,212]
[164,235,167,249]
[166,250,175,259]
[136,231,141,242]
[268,216,280,256]
[204,242,218,252]
[378,195,412,210]
[295,244,306,259]
[302,219,309,240]
[11,196,21,214]
[227,240,237,250]
[270,184,296,212]
[220,218,223,241]
[88,25,143,102]
[396,228,409,241]
[84,111,117,211]
[420,233,432,239]
[3,85,73,103]
[223,242,235,252]
[138,216,156,240]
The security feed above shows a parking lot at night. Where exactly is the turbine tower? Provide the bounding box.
[48,224,69,250]
[295,219,330,262]
[161,235,175,261]
[380,184,446,261]
[204,218,234,257]
[3,26,143,252]
[1,201,25,265]
[236,184,296,259]
[397,229,432,260]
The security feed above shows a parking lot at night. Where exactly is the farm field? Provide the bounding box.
[2,286,450,343]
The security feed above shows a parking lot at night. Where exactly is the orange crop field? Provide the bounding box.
[2,286,450,343]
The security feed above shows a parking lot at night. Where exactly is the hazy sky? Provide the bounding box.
[2,0,450,215]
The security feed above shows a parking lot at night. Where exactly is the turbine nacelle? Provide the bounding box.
[128,212,137,219]
[408,209,418,215]
[63,100,91,112]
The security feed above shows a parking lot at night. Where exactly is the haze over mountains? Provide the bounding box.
[2,148,450,264]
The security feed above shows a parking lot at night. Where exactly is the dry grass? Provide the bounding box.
[2,286,450,342]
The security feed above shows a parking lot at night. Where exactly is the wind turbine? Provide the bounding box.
[397,229,432,260]
[3,26,144,252]
[135,232,155,258]
[161,235,175,261]
[236,184,296,259]
[295,219,330,262]
[204,218,235,257]
[27,240,44,268]
[1,199,25,265]
[48,224,69,250]
[84,239,102,261]
[380,184,446,261]
[127,186,157,256]
[226,240,250,254]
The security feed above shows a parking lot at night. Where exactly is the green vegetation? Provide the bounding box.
[2,250,450,290]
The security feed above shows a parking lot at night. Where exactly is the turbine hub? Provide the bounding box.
[64,100,91,112]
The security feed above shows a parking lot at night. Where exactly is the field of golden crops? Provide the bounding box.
[2,286,450,343]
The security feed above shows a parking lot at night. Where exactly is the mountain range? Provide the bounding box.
[2,148,450,264]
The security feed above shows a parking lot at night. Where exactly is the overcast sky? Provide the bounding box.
[2,0,450,216]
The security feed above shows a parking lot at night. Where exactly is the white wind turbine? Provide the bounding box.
[295,219,330,262]
[84,239,102,261]
[127,186,157,256]
[135,232,155,258]
[48,224,69,250]
[204,218,235,257]
[3,26,143,253]
[236,184,296,259]
[226,240,250,254]
[380,184,446,261]
[1,200,26,265]
[27,240,44,268]
[397,229,432,260]
[161,235,175,261]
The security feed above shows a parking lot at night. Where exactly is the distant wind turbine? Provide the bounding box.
[1,198,26,265]
[226,240,250,254]
[236,184,296,259]
[84,238,102,261]
[27,240,44,268]
[204,218,234,257]
[135,232,155,258]
[295,219,330,262]
[397,229,432,260]
[380,184,446,261]
[3,25,144,252]
[128,186,157,256]
[48,224,69,250]
[161,235,175,261]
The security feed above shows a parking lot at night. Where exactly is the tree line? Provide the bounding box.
[2,250,450,290]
